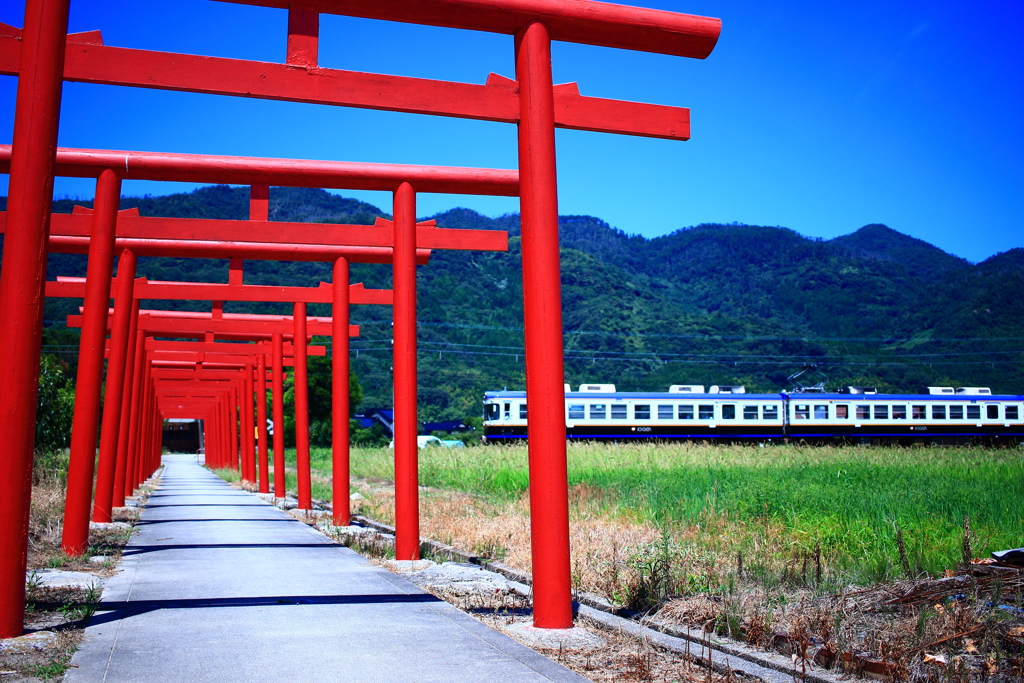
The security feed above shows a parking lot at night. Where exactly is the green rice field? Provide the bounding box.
[287,442,1023,585]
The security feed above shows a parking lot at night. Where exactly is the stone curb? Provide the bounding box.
[578,605,793,683]
[628,617,846,683]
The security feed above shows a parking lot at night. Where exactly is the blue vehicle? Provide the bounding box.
[482,384,1024,445]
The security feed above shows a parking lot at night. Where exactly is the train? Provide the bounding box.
[482,384,1024,445]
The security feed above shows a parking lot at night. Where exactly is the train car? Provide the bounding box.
[483,384,785,443]
[784,387,1024,444]
[482,384,1024,445]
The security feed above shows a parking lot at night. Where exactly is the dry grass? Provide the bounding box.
[343,455,1024,682]
[27,451,153,573]
[353,477,661,592]
[0,451,156,682]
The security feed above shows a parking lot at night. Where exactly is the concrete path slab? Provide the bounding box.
[67,455,586,683]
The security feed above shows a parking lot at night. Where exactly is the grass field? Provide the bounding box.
[293,442,1024,587]
[228,442,1024,677]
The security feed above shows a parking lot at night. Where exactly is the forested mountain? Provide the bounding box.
[2,186,1021,430]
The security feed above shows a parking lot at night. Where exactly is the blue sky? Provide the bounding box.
[1,0,1021,262]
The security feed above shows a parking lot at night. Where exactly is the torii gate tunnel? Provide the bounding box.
[0,0,721,636]
[30,170,506,564]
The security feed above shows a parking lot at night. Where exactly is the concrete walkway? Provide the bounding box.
[67,455,585,683]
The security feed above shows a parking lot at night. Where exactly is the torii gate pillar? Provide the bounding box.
[256,353,270,493]
[332,257,351,526]
[516,21,573,629]
[0,0,70,638]
[271,333,286,497]
[62,171,120,555]
[93,249,138,523]
[393,182,419,560]
[293,302,312,510]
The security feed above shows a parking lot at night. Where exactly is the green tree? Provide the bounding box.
[35,354,75,455]
[284,361,365,447]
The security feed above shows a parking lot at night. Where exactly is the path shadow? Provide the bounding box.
[87,593,443,626]
[123,543,341,555]
[135,518,298,525]
[143,503,269,508]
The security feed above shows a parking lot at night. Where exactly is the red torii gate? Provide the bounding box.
[140,311,340,515]
[130,280,372,515]
[24,155,509,558]
[7,185,437,558]
[0,0,721,634]
[49,267,366,549]
[149,362,274,475]
[145,340,321,484]
[120,282,376,518]
[149,343,298,501]
[151,373,241,472]
[81,317,320,517]
[67,308,357,516]
[19,155,511,567]
[118,339,312,496]
[149,370,251,476]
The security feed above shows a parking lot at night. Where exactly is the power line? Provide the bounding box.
[43,335,1022,364]
[46,317,1024,344]
[346,346,1024,367]
[348,320,1024,344]
[382,339,1022,359]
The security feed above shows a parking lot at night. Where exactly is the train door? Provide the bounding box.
[983,402,1003,427]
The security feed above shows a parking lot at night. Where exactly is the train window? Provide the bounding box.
[699,405,714,420]
[814,405,828,419]
[794,404,809,420]
[835,405,848,419]
[568,404,585,420]
[504,403,511,418]
[519,404,528,419]
[912,405,926,419]
[856,405,870,419]
[892,405,906,419]
[743,406,758,420]
[611,404,627,419]
[679,405,694,420]
[967,405,980,420]
[932,405,946,420]
[873,405,888,420]
[763,405,779,420]
[635,405,651,420]
[987,405,999,419]
[949,405,963,420]
[1007,406,1019,420]
[722,405,736,419]
[589,404,606,419]
[484,404,500,420]
[658,405,674,419]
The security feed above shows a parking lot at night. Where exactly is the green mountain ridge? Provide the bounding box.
[1,185,1021,428]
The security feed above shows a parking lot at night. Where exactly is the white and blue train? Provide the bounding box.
[482,384,1024,445]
